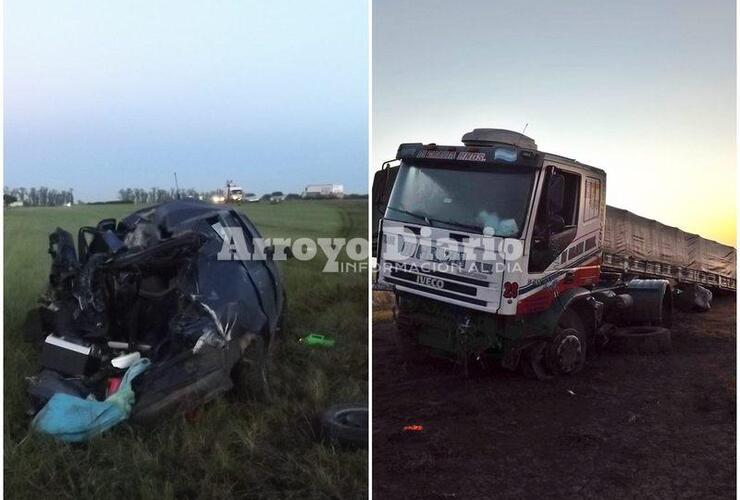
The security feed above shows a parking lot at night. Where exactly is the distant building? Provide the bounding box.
[302,184,345,199]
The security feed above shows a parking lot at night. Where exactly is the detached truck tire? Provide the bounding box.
[609,326,672,354]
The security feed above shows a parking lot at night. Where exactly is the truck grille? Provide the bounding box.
[384,261,488,307]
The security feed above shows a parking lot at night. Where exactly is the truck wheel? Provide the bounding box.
[609,326,671,354]
[520,341,553,380]
[546,328,586,375]
[546,310,587,375]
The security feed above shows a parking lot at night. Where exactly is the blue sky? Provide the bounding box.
[5,1,368,201]
[373,0,736,245]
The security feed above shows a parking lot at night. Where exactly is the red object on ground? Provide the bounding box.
[185,407,204,422]
[403,424,424,432]
[107,377,122,396]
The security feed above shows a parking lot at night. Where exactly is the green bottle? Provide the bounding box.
[301,333,335,347]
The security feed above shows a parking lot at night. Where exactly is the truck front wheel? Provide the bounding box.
[545,309,587,375]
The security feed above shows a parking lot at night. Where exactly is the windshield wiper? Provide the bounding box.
[388,206,431,226]
[425,217,483,233]
[389,206,483,233]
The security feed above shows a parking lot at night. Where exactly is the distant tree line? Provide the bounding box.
[117,187,194,204]
[3,186,74,206]
[3,185,368,207]
[117,187,256,203]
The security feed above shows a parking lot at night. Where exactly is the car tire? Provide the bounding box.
[609,326,672,354]
[269,291,288,356]
[232,334,271,402]
[318,403,368,448]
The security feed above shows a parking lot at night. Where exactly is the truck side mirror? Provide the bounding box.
[372,163,400,258]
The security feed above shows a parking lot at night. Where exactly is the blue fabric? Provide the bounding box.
[32,358,151,442]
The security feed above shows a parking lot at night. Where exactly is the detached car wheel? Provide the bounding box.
[232,334,271,402]
[318,403,368,448]
[609,326,671,354]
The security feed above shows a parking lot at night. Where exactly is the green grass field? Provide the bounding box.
[4,200,368,499]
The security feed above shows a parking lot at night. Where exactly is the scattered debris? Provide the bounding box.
[32,358,151,442]
[403,424,424,432]
[300,333,336,348]
[106,377,122,396]
[24,200,286,433]
[675,284,713,313]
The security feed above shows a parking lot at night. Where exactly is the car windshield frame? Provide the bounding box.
[385,160,538,238]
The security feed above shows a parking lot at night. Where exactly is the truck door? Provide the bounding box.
[527,164,602,287]
[371,163,399,257]
[528,166,581,273]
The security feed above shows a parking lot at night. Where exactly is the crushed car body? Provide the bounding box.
[25,199,285,427]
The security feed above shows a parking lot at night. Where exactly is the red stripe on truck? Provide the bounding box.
[516,259,601,315]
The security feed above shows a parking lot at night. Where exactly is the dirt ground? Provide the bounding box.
[373,294,736,499]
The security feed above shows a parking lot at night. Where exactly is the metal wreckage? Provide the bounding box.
[24,200,286,433]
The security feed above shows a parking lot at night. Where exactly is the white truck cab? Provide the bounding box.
[373,129,670,378]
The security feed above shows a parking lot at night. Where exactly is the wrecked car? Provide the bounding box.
[25,199,285,425]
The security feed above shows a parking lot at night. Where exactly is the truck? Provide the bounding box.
[211,181,244,204]
[225,181,244,203]
[372,128,736,379]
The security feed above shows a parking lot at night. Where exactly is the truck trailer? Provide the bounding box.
[372,128,736,379]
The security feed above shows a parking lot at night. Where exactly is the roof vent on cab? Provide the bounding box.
[461,129,537,150]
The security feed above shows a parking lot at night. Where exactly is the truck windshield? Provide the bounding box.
[386,162,536,237]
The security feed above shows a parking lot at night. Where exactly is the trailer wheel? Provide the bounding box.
[609,326,671,354]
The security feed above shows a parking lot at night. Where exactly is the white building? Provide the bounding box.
[302,184,345,199]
